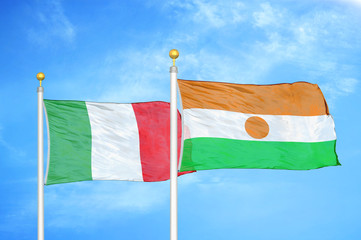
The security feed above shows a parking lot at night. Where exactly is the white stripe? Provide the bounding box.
[184,109,336,142]
[86,102,143,181]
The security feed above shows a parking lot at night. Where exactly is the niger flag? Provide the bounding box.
[178,79,340,172]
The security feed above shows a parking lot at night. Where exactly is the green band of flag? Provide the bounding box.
[45,100,93,185]
[180,138,340,171]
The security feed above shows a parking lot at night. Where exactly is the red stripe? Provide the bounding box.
[132,102,191,182]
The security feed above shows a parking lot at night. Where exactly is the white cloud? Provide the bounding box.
[164,0,246,28]
[246,3,361,101]
[72,1,359,106]
[27,0,75,45]
[192,0,245,27]
[47,1,360,107]
[332,0,361,7]
[181,51,248,83]
[320,78,359,105]
[338,78,358,93]
[41,45,176,103]
[94,48,171,103]
[253,2,283,28]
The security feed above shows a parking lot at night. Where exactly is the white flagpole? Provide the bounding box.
[37,72,45,240]
[169,49,179,240]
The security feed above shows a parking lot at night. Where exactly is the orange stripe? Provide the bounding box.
[178,79,329,116]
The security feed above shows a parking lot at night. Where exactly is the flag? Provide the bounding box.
[178,79,340,172]
[44,100,189,185]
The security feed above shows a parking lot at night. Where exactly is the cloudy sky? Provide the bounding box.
[1,0,361,239]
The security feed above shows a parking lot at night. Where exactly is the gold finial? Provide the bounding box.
[36,72,45,87]
[169,49,179,66]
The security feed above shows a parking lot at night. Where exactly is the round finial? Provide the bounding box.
[37,72,45,87]
[37,72,45,81]
[169,49,179,66]
[169,49,179,60]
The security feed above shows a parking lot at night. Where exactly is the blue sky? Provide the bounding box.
[1,0,361,239]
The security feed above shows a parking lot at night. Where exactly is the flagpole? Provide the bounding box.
[169,49,179,240]
[37,72,45,240]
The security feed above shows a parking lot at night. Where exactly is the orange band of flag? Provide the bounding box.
[178,79,329,116]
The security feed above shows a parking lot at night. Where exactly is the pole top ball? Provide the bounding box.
[169,49,179,60]
[37,72,45,81]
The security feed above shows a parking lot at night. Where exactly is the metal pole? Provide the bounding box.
[169,49,179,240]
[37,72,45,240]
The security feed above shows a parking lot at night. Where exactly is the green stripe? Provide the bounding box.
[44,100,92,185]
[180,138,340,171]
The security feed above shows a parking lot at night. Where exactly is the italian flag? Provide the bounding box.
[178,79,340,172]
[44,100,187,185]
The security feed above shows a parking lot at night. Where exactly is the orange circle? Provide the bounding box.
[245,116,269,139]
